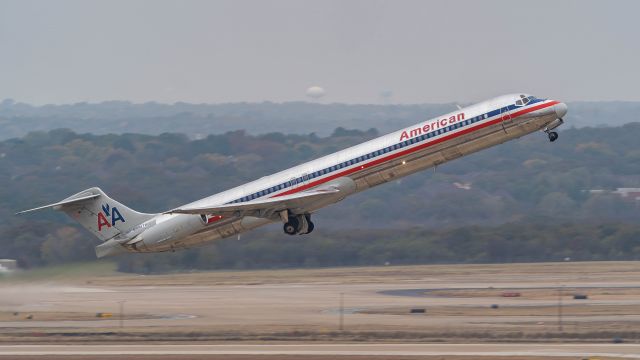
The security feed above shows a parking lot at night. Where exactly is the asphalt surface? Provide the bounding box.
[3,262,640,345]
[3,281,640,332]
[0,344,639,358]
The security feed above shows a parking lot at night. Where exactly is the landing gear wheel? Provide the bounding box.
[283,222,297,235]
[300,214,314,235]
[283,217,300,235]
[304,214,315,234]
[548,131,558,142]
[282,213,315,235]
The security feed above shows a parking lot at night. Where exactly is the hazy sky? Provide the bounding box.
[1,0,639,104]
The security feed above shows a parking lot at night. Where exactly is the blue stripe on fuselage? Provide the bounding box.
[226,99,543,205]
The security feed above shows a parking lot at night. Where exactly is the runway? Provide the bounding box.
[0,343,639,358]
[3,261,640,345]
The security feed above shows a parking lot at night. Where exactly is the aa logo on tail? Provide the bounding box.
[97,203,125,231]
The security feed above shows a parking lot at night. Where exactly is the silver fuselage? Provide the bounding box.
[119,94,566,254]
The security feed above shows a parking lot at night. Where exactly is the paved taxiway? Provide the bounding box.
[0,344,639,358]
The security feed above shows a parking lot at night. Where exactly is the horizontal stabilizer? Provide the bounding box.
[16,187,156,243]
[16,193,101,214]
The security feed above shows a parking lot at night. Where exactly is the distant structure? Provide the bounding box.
[306,86,326,101]
[587,188,640,202]
[453,182,472,190]
[614,188,640,200]
[0,259,17,273]
[379,90,393,104]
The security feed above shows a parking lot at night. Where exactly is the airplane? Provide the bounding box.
[17,93,568,258]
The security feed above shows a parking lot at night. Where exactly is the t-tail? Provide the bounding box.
[16,187,156,257]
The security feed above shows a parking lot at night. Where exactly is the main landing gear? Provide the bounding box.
[283,213,314,235]
[547,131,558,142]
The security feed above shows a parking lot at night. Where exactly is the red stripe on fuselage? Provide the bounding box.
[273,100,559,197]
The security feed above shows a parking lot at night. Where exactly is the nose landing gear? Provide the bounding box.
[544,118,563,142]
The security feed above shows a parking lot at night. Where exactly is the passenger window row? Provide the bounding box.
[229,111,492,204]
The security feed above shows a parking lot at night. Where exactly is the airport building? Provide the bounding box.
[0,259,17,273]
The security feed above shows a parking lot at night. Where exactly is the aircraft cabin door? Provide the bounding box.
[289,173,309,190]
[301,173,310,187]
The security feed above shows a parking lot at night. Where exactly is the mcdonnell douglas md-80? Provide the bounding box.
[18,94,567,258]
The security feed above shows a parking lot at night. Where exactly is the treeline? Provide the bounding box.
[4,219,640,273]
[0,124,639,271]
[104,221,640,273]
[1,98,639,140]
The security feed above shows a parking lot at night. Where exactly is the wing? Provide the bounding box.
[166,188,340,219]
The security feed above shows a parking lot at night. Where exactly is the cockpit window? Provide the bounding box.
[517,94,532,105]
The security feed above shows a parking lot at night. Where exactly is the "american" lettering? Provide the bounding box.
[399,112,465,141]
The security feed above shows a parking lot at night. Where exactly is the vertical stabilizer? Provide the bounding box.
[17,187,156,242]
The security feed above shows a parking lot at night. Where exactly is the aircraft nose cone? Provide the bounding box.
[554,102,568,118]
